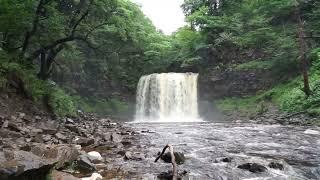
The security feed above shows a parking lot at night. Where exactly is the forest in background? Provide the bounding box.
[0,0,320,120]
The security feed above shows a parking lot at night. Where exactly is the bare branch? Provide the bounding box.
[155,144,178,180]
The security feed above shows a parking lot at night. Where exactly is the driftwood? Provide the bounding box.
[155,144,177,180]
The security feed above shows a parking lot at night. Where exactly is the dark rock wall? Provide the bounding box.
[198,69,276,100]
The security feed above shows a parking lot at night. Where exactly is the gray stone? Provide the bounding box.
[237,163,267,173]
[76,154,96,173]
[0,150,55,180]
[30,144,80,169]
[1,121,8,128]
[55,133,67,142]
[65,124,79,133]
[111,133,122,143]
[161,152,185,165]
[268,162,284,170]
[66,118,75,124]
[74,137,95,147]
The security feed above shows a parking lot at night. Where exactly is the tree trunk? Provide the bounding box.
[38,51,49,80]
[37,45,64,80]
[296,7,311,97]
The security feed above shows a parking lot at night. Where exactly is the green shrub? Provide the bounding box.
[216,95,268,117]
[234,59,276,70]
[222,48,320,116]
[0,52,77,117]
[71,95,130,117]
[48,87,76,116]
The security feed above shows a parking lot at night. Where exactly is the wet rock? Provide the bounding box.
[116,150,125,156]
[268,162,284,170]
[237,163,267,173]
[87,151,103,164]
[214,157,232,163]
[81,173,102,180]
[121,141,132,146]
[157,170,188,180]
[141,130,156,134]
[0,150,55,180]
[74,137,95,147]
[76,154,96,173]
[123,151,144,161]
[111,133,122,143]
[161,152,185,165]
[221,157,232,162]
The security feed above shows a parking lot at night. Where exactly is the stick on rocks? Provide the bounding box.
[155,144,177,180]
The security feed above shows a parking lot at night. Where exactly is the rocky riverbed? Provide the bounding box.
[0,112,148,180]
[1,110,320,180]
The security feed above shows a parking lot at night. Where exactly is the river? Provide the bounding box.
[106,122,320,180]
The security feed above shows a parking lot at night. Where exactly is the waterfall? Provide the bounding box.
[135,73,201,122]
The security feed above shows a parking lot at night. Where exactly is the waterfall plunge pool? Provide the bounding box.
[115,122,320,179]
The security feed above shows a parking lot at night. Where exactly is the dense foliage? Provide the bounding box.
[0,0,171,116]
[178,0,320,116]
[0,0,320,117]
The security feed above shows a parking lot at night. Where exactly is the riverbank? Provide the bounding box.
[0,92,144,179]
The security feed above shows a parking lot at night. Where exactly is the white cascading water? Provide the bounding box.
[135,73,201,122]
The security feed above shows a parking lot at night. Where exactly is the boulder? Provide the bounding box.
[87,151,103,164]
[161,152,185,165]
[30,144,80,169]
[0,150,55,180]
[268,162,284,170]
[237,163,267,173]
[76,154,96,173]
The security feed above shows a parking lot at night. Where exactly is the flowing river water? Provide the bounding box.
[113,73,320,179]
[103,122,320,180]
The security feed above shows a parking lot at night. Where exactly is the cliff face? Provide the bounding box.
[198,68,276,100]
